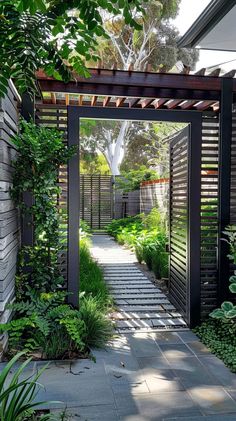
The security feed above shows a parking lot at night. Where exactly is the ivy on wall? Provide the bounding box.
[11,120,76,297]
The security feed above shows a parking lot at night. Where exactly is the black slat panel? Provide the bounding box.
[200,116,219,318]
[169,130,188,318]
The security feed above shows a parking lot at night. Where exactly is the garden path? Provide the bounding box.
[90,234,187,332]
[5,235,236,420]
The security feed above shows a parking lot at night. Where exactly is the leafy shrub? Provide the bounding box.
[106,215,143,240]
[115,166,159,192]
[0,292,86,359]
[80,239,111,308]
[107,208,169,279]
[80,219,91,235]
[210,225,236,323]
[152,251,169,279]
[194,319,236,372]
[0,352,56,420]
[142,207,165,230]
[80,296,114,348]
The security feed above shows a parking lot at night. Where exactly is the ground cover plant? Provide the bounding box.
[195,225,236,372]
[0,121,113,359]
[107,208,169,279]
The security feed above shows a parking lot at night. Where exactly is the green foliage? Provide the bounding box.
[116,167,159,192]
[151,251,169,279]
[194,319,236,372]
[80,219,91,235]
[79,296,114,349]
[80,153,111,175]
[11,121,76,297]
[0,352,57,420]
[106,215,143,239]
[0,292,86,359]
[210,225,236,325]
[80,239,111,308]
[0,0,147,97]
[107,208,169,278]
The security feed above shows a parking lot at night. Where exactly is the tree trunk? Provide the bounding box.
[105,121,130,176]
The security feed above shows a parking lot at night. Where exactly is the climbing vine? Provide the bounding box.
[11,120,76,296]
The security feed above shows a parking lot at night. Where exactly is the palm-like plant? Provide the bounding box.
[0,352,59,420]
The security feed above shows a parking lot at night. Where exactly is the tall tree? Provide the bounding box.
[82,0,198,175]
[0,0,147,97]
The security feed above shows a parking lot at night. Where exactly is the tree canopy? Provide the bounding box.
[0,0,147,97]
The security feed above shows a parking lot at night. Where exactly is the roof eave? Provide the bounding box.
[178,0,236,49]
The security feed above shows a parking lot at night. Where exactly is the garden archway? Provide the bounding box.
[33,68,234,328]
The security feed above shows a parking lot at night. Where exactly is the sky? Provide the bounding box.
[174,0,236,72]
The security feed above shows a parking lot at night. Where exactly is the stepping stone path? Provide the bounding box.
[91,234,187,333]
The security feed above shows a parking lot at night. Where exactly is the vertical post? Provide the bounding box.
[68,107,79,307]
[218,78,233,303]
[21,93,35,123]
[98,175,101,230]
[21,93,35,247]
[188,120,202,328]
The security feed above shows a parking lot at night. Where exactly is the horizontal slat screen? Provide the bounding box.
[169,129,188,319]
[80,174,113,229]
[200,116,219,318]
[231,112,236,224]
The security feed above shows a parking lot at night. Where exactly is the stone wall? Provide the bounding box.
[0,82,20,355]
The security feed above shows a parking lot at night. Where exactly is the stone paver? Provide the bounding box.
[1,330,236,420]
[1,235,234,420]
[90,234,187,332]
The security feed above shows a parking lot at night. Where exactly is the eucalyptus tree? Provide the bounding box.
[82,0,198,175]
[0,0,147,97]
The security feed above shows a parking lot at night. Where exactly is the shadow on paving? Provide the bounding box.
[2,330,234,420]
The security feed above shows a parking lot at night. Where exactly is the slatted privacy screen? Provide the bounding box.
[35,105,68,281]
[169,119,220,321]
[80,175,113,229]
[231,111,236,224]
[200,116,219,317]
[169,127,189,319]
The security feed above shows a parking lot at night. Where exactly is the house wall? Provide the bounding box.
[0,82,20,355]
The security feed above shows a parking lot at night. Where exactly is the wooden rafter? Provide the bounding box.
[154,99,167,109]
[116,97,126,107]
[51,93,56,104]
[194,68,206,76]
[65,94,69,106]
[103,96,111,107]
[129,98,140,108]
[165,99,184,109]
[91,96,98,106]
[79,95,83,106]
[194,100,218,111]
[140,98,154,108]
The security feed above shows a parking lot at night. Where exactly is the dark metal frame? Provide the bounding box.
[68,106,202,326]
[218,78,233,302]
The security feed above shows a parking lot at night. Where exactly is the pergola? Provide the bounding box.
[21,66,236,327]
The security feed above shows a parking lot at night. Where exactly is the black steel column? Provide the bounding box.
[21,93,35,247]
[218,78,233,303]
[68,107,80,307]
[21,93,35,123]
[188,119,202,328]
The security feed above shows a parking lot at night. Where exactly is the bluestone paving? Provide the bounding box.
[90,234,187,332]
[1,330,236,420]
[2,235,235,420]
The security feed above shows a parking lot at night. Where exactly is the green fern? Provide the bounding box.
[60,318,86,350]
